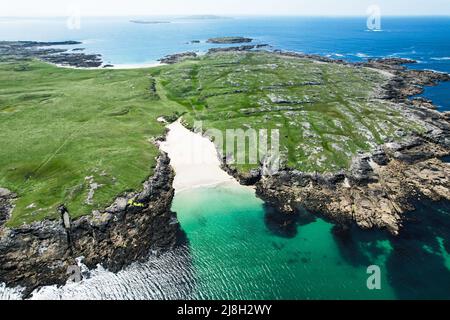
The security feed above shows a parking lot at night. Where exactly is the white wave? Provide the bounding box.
[431,57,450,61]
[328,53,344,58]
[355,53,369,58]
[0,247,196,300]
[0,283,23,300]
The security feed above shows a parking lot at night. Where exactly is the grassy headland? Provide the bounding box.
[0,60,181,226]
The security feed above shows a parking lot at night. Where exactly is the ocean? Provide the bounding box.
[1,16,448,109]
[0,16,449,300]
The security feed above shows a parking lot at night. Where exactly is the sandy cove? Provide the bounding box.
[159,120,241,194]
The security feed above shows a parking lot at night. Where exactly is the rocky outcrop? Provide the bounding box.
[207,44,269,54]
[0,41,103,68]
[207,37,253,44]
[255,147,449,235]
[41,52,102,68]
[221,164,261,186]
[158,52,198,64]
[0,153,181,297]
[362,58,450,100]
[0,188,15,227]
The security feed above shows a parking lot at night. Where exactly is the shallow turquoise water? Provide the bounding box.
[1,16,450,299]
[171,185,450,300]
[172,185,399,299]
[0,180,448,300]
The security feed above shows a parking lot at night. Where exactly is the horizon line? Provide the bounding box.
[1,14,450,18]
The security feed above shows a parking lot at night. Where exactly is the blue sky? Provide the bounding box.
[1,0,449,17]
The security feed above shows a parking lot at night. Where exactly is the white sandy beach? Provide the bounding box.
[159,120,241,193]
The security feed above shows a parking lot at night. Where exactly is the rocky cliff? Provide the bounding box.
[0,153,181,297]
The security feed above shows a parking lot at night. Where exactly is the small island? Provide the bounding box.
[207,36,253,44]
[178,15,231,20]
[129,20,171,24]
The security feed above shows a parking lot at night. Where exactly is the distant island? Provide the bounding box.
[177,15,231,20]
[129,20,171,24]
[207,36,253,44]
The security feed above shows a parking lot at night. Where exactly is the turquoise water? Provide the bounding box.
[0,184,446,300]
[171,185,450,300]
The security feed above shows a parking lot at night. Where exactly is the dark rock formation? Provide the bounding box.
[0,188,15,227]
[221,163,261,185]
[41,53,102,68]
[207,44,269,54]
[0,153,181,297]
[159,52,197,64]
[0,41,103,68]
[360,58,450,101]
[207,37,253,44]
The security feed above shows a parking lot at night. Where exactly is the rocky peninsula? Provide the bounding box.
[207,36,253,44]
[0,41,103,68]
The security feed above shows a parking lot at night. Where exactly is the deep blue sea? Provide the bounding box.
[1,16,449,109]
[0,16,449,300]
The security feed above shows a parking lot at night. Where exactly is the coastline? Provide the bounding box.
[159,120,242,194]
[1,41,450,295]
[0,152,181,298]
[218,52,450,235]
[51,61,166,70]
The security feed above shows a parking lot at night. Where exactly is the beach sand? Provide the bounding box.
[159,120,241,193]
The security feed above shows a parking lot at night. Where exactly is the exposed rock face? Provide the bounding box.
[0,153,181,296]
[207,37,253,44]
[221,164,261,186]
[158,52,198,64]
[207,44,269,54]
[362,58,450,100]
[0,188,15,227]
[0,41,103,68]
[223,55,450,235]
[256,150,449,235]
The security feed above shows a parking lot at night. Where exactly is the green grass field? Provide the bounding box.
[0,52,425,225]
[0,59,182,226]
[157,51,424,173]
